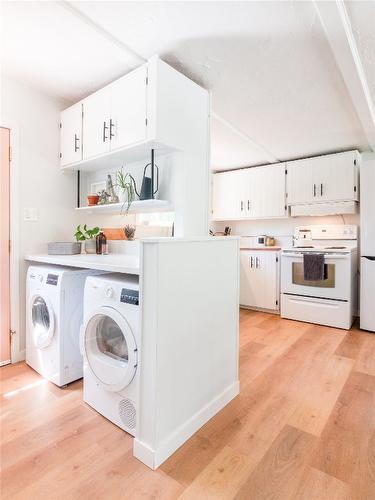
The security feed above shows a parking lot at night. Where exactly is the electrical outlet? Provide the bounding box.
[24,208,38,221]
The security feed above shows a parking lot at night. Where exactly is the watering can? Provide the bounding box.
[134,162,159,200]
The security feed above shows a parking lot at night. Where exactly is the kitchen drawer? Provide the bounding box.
[281,293,353,329]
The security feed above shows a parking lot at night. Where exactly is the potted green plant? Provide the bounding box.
[116,167,136,212]
[74,224,100,254]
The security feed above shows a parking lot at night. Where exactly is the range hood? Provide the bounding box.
[290,201,358,217]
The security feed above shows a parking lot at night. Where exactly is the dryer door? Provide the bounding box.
[29,293,55,349]
[83,306,137,392]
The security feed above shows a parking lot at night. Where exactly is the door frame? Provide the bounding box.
[1,120,22,363]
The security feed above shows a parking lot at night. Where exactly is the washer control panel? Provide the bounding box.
[46,274,59,286]
[120,288,139,306]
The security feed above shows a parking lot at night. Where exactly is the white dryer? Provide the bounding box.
[26,265,106,386]
[81,273,140,436]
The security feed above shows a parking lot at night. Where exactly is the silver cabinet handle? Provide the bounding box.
[103,121,109,142]
[247,200,250,211]
[240,200,244,211]
[74,134,79,152]
[320,183,323,196]
[256,257,260,268]
[250,256,253,268]
[109,119,115,139]
[313,183,316,197]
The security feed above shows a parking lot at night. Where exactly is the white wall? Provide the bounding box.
[1,76,77,360]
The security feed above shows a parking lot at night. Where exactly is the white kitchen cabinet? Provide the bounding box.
[82,67,147,161]
[212,163,286,220]
[240,250,280,311]
[109,66,147,152]
[60,103,83,166]
[212,170,243,220]
[287,150,359,206]
[82,87,111,160]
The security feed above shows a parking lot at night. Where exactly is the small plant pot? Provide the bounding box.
[85,239,96,254]
[87,195,99,206]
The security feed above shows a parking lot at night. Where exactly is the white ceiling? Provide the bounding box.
[1,1,374,170]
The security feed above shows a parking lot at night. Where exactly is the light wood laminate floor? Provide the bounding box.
[1,310,374,499]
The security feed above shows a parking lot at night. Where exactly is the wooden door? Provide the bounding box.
[0,127,11,365]
[82,87,111,160]
[60,102,83,167]
[110,66,147,151]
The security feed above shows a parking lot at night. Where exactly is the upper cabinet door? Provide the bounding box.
[287,158,314,205]
[312,151,358,202]
[251,164,286,218]
[110,67,147,151]
[212,170,243,220]
[60,103,83,167]
[82,87,111,160]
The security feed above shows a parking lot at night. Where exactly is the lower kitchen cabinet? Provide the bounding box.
[240,250,280,311]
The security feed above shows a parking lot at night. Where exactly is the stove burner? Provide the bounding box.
[324,246,346,249]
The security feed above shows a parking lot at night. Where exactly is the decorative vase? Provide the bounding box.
[87,194,99,206]
[85,239,96,254]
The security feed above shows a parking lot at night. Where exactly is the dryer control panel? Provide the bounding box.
[120,288,139,306]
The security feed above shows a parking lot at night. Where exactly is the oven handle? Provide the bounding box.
[282,253,349,259]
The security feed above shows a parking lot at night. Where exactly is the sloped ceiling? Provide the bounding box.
[1,1,374,170]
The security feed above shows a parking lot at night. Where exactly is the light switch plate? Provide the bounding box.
[24,208,38,221]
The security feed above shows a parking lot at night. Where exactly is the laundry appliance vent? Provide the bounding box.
[119,398,136,430]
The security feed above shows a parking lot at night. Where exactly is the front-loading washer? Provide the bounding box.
[26,265,106,386]
[81,273,140,436]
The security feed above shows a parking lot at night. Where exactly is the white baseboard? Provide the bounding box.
[0,359,11,367]
[11,348,25,364]
[133,380,240,470]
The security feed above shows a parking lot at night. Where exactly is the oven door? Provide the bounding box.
[281,253,351,300]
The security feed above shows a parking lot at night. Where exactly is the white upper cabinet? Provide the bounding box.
[60,103,83,166]
[82,67,147,161]
[109,66,147,152]
[212,170,243,220]
[61,57,192,170]
[212,163,286,221]
[82,87,111,160]
[287,150,359,206]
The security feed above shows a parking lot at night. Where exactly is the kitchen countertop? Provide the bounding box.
[25,253,140,275]
[240,247,281,251]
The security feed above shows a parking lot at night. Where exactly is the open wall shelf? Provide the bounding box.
[75,199,173,215]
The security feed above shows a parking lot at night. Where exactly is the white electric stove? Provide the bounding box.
[281,225,358,329]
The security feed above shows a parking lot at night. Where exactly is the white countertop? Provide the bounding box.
[25,253,140,275]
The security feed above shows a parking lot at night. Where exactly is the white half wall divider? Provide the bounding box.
[135,237,240,469]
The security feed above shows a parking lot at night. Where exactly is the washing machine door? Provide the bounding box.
[29,293,55,349]
[83,306,137,393]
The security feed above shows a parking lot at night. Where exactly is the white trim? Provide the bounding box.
[0,120,22,363]
[211,112,279,164]
[0,359,11,367]
[314,0,375,150]
[133,381,240,470]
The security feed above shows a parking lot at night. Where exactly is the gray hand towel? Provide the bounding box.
[303,253,325,281]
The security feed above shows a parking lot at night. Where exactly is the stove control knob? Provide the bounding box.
[105,287,114,298]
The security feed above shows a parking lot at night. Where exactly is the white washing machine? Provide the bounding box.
[26,265,106,386]
[81,273,140,436]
